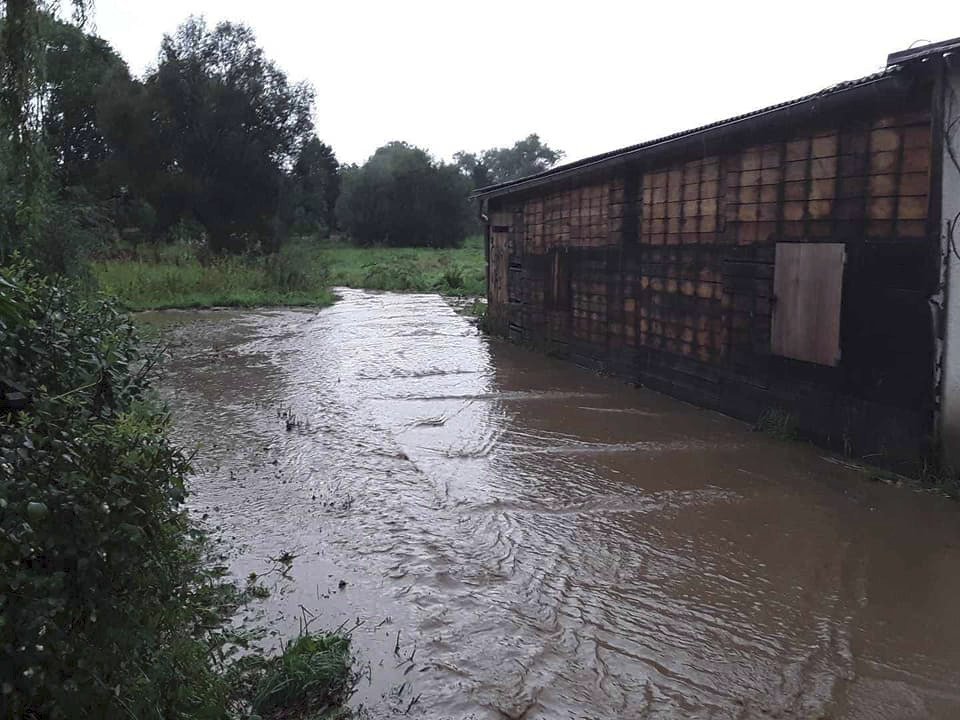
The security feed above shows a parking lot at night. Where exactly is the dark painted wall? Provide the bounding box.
[486,88,939,468]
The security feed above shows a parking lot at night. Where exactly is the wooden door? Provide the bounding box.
[488,213,511,313]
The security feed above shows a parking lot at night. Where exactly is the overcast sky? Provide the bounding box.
[90,0,958,166]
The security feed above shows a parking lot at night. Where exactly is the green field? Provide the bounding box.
[93,236,486,311]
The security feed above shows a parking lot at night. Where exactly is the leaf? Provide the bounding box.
[26,501,48,521]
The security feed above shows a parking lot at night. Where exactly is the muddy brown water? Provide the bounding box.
[148,289,960,719]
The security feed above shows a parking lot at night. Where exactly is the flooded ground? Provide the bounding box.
[150,289,960,719]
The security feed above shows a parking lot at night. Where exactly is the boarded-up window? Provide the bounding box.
[771,243,845,366]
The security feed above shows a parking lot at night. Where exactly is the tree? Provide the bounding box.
[284,136,340,237]
[337,142,470,248]
[42,15,130,195]
[456,133,564,188]
[101,17,316,253]
[452,150,492,189]
[0,0,93,262]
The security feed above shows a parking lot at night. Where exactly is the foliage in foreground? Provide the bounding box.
[0,263,352,718]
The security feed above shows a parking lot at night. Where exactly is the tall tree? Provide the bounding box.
[42,15,129,194]
[102,17,316,253]
[285,137,340,237]
[337,141,470,248]
[0,0,95,266]
[452,150,492,189]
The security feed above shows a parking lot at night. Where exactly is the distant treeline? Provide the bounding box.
[0,13,563,267]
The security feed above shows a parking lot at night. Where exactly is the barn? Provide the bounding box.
[474,38,960,470]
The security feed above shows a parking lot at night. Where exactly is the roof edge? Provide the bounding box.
[887,36,960,66]
[472,67,908,201]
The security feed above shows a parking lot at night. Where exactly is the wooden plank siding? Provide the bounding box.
[486,96,939,466]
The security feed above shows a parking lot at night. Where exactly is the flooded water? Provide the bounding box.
[150,289,960,719]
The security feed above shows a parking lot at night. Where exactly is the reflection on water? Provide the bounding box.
[151,289,960,719]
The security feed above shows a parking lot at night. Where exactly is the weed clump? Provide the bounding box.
[918,457,960,497]
[251,633,354,719]
[754,408,799,441]
[440,264,464,291]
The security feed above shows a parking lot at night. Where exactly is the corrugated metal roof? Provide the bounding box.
[472,65,905,200]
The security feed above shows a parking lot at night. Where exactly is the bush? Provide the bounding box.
[0,261,211,717]
[0,262,351,719]
[261,243,327,294]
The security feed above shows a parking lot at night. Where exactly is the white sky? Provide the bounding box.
[90,0,959,166]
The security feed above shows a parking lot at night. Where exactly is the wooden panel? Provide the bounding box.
[545,250,571,311]
[772,243,845,366]
[489,232,510,309]
[490,211,512,231]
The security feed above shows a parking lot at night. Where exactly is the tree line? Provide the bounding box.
[1,12,563,267]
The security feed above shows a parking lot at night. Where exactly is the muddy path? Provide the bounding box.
[147,289,960,719]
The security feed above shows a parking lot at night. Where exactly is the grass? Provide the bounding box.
[93,242,335,311]
[319,235,486,296]
[92,236,486,311]
[753,408,799,441]
[249,632,354,720]
[916,457,960,497]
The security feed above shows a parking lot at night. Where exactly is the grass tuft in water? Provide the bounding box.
[916,457,960,497]
[754,408,799,441]
[250,632,354,719]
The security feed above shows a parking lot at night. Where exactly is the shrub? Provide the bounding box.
[0,261,220,717]
[0,262,355,719]
[262,243,327,294]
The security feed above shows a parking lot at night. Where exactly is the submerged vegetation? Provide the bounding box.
[0,263,354,718]
[93,236,486,311]
[753,408,799,441]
